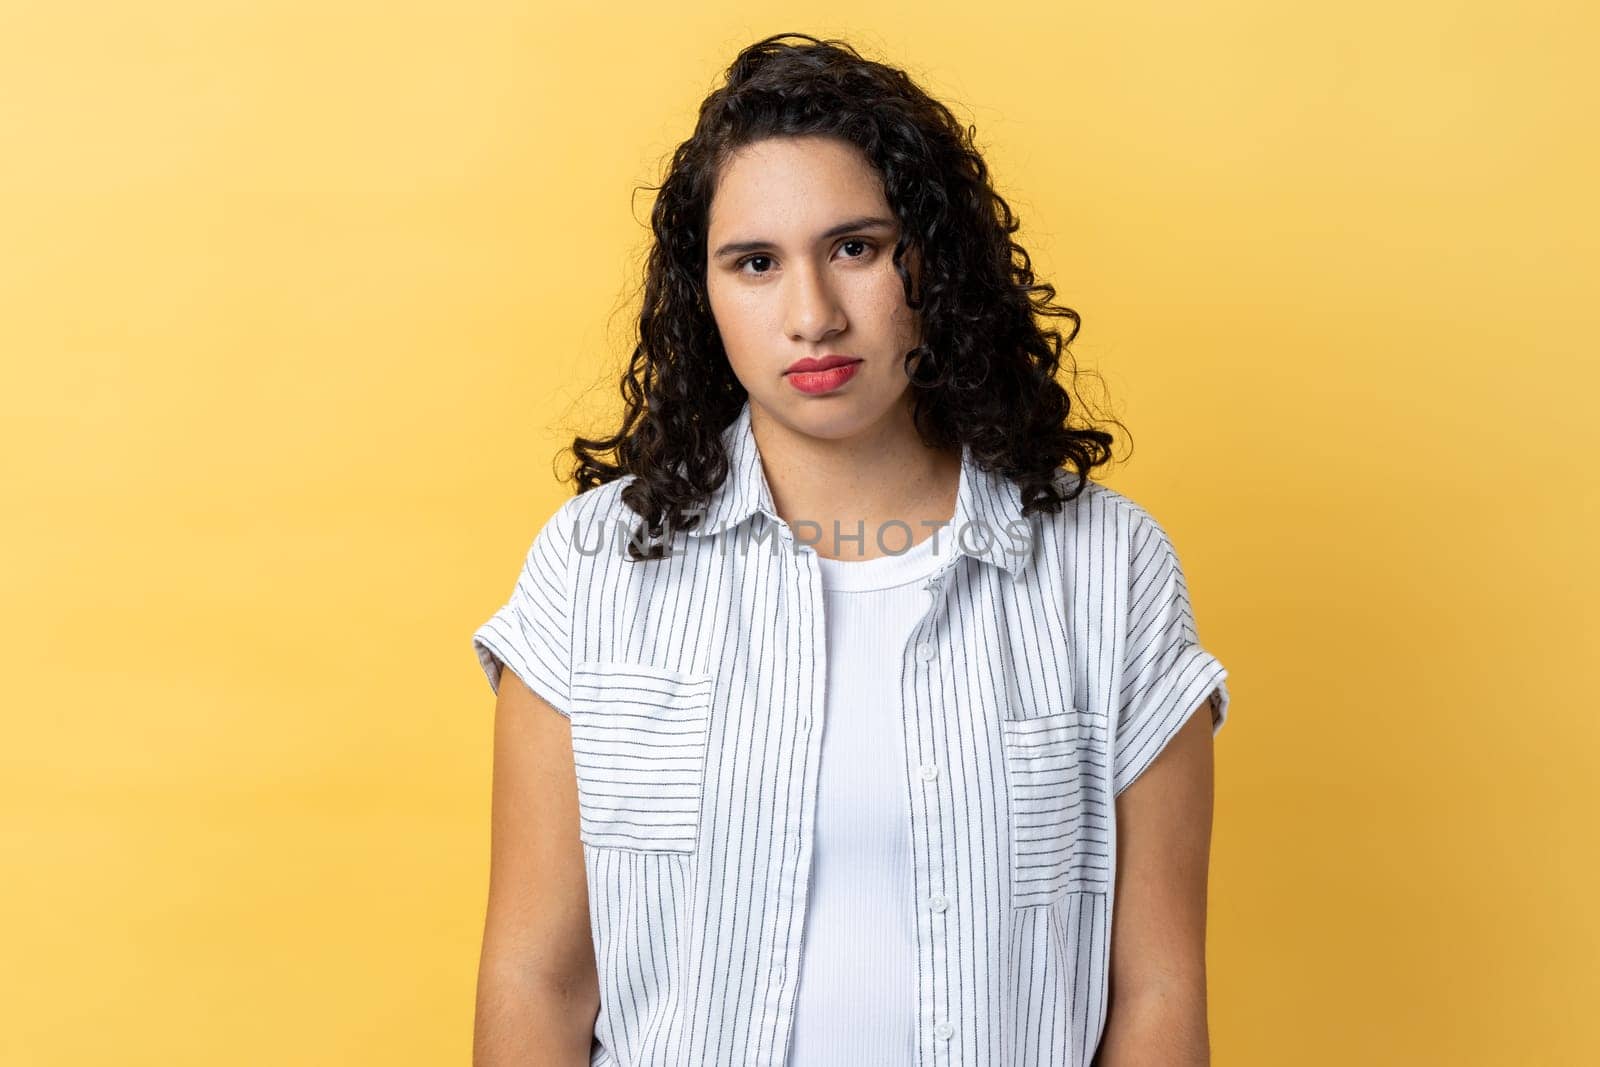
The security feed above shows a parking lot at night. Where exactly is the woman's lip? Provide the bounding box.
[785,356,861,374]
[785,360,862,395]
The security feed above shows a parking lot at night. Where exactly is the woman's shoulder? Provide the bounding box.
[549,473,638,523]
[1038,469,1151,529]
[537,470,656,547]
[1037,470,1199,574]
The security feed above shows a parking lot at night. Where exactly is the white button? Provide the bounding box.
[929,894,949,913]
[918,763,938,781]
[934,1021,954,1040]
[916,642,935,662]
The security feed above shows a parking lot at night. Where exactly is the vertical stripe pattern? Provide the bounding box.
[472,399,1231,1066]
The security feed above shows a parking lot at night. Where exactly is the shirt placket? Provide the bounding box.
[772,529,830,1067]
[907,557,964,1063]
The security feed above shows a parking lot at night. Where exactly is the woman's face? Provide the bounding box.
[704,135,923,441]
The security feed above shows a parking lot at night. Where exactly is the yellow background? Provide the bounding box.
[3,3,1595,1064]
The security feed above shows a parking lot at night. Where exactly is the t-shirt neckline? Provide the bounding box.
[811,531,954,592]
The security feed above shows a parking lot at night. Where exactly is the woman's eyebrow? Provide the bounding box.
[711,214,896,260]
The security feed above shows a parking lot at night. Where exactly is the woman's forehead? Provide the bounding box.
[708,139,889,234]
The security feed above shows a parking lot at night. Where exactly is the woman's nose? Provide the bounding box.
[784,263,847,341]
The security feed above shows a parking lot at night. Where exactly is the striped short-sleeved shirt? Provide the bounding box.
[472,399,1231,1067]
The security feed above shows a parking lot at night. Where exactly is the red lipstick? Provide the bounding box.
[784,354,863,395]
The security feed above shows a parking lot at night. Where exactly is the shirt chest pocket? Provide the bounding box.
[1000,710,1112,907]
[568,660,714,854]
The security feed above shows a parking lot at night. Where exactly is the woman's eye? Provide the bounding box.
[735,240,874,276]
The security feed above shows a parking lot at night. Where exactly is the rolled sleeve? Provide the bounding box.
[472,500,575,718]
[1112,507,1230,797]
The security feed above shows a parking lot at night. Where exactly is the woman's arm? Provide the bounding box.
[1096,700,1218,1067]
[473,669,599,1067]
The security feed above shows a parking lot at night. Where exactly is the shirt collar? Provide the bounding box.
[683,398,1034,581]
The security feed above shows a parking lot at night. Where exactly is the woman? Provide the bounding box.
[471,33,1230,1067]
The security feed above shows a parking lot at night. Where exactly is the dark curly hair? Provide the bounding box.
[569,32,1124,560]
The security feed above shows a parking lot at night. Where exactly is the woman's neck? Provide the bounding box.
[747,400,961,561]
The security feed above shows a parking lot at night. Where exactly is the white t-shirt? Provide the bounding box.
[786,530,958,1066]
